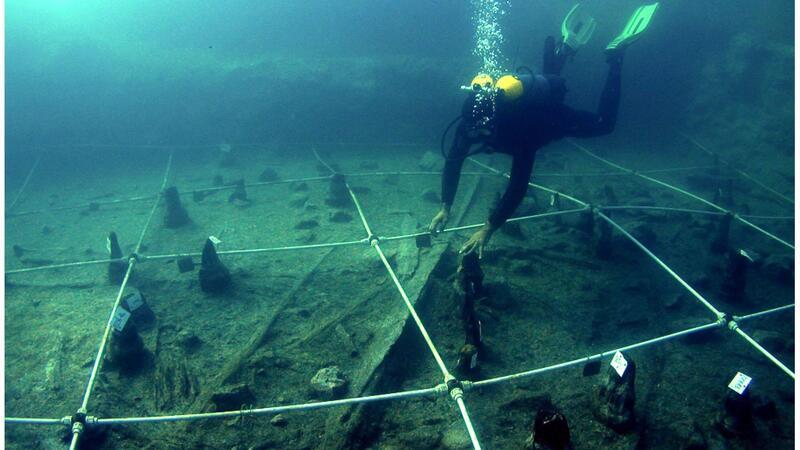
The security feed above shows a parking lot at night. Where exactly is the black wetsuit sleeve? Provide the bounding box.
[441,123,471,207]
[488,151,534,228]
[560,57,622,138]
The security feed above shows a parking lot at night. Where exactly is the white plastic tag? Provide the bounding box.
[106,237,111,255]
[470,353,478,369]
[126,292,144,311]
[209,236,222,245]
[728,372,752,395]
[477,321,483,343]
[739,249,754,263]
[610,351,628,377]
[549,194,556,207]
[111,307,131,332]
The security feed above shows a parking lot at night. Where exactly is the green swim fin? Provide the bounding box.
[561,3,596,52]
[606,2,659,52]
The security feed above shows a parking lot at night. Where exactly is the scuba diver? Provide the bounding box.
[430,3,660,258]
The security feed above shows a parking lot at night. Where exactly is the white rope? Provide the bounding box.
[729,322,795,379]
[455,396,482,450]
[601,205,724,216]
[571,141,794,250]
[92,385,443,425]
[5,258,126,275]
[468,158,588,207]
[597,211,725,319]
[4,417,66,425]
[733,304,794,322]
[80,152,173,411]
[470,321,723,388]
[8,153,42,212]
[738,214,794,221]
[679,132,794,205]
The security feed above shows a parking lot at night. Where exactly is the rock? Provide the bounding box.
[761,254,793,285]
[310,366,348,399]
[329,211,353,223]
[291,182,309,192]
[297,231,316,244]
[289,194,310,208]
[211,383,255,412]
[258,168,279,182]
[628,221,657,247]
[178,332,203,353]
[294,219,319,230]
[663,293,683,310]
[440,421,471,449]
[421,188,441,203]
[677,421,708,450]
[418,151,443,171]
[752,395,777,420]
[750,330,789,354]
[500,222,525,239]
[270,414,287,427]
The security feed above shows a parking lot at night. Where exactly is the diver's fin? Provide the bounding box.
[605,3,660,52]
[561,4,597,52]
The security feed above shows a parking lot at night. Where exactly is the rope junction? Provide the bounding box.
[5,147,794,450]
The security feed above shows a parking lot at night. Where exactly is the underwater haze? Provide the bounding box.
[4,1,795,449]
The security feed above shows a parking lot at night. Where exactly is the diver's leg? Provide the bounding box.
[597,54,623,132]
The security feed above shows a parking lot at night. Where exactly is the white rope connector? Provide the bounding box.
[450,387,465,402]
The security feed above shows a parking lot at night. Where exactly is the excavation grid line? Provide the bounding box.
[679,132,794,205]
[8,300,792,428]
[469,156,793,379]
[570,141,794,250]
[313,148,482,450]
[8,153,43,212]
[70,152,173,450]
[6,148,795,450]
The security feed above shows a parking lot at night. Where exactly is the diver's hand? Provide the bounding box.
[429,204,451,234]
[460,223,494,259]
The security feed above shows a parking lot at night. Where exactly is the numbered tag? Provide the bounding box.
[470,353,478,369]
[125,292,144,311]
[728,372,752,395]
[111,307,131,332]
[477,321,483,344]
[106,237,112,255]
[610,351,628,377]
[549,194,556,207]
[739,249,754,263]
[209,236,222,245]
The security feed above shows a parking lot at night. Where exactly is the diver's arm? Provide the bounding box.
[561,55,623,138]
[487,152,534,229]
[441,123,471,208]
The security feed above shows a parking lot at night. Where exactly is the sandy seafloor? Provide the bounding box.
[4,135,794,449]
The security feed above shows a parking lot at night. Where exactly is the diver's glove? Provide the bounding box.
[460,222,495,259]
[429,204,451,234]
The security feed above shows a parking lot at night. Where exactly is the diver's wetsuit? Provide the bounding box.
[442,56,622,229]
